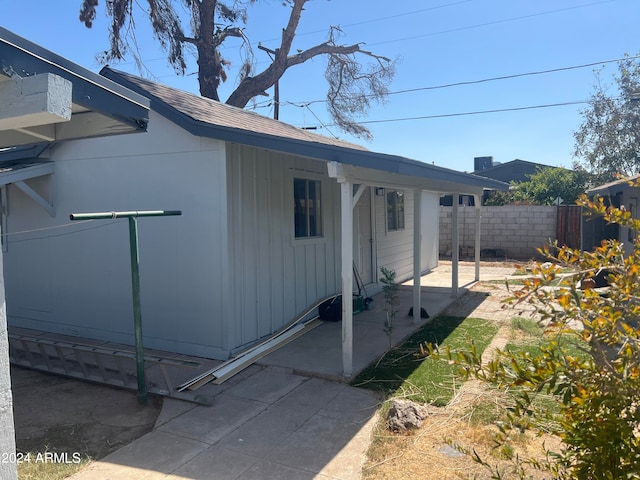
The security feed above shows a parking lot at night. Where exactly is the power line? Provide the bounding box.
[319,100,589,128]
[283,54,640,108]
[256,0,474,46]
[121,0,617,74]
[368,0,619,48]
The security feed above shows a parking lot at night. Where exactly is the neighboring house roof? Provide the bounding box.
[473,159,559,184]
[587,174,640,197]
[0,27,150,149]
[101,67,508,192]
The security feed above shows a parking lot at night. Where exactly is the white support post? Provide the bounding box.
[451,193,459,297]
[340,180,354,378]
[413,188,422,324]
[474,195,481,282]
[0,247,17,480]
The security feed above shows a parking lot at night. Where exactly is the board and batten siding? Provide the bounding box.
[373,189,439,283]
[226,144,341,351]
[4,112,232,359]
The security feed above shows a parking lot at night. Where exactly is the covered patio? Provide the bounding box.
[258,260,516,380]
[327,160,507,378]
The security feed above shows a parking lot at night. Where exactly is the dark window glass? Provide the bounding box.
[294,178,322,238]
[387,190,405,231]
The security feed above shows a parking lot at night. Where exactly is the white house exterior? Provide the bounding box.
[2,62,506,371]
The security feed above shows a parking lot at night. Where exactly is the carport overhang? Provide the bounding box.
[327,160,508,378]
[0,27,150,215]
[0,26,149,149]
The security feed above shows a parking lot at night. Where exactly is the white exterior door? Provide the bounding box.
[353,187,374,286]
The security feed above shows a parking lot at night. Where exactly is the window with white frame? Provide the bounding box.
[387,190,405,231]
[294,178,322,238]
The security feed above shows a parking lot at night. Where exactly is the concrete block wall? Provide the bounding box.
[440,205,557,260]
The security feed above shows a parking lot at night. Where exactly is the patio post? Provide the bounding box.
[412,188,422,324]
[340,181,354,378]
[474,194,481,281]
[451,193,459,297]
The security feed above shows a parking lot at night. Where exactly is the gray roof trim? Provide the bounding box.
[0,27,149,132]
[0,143,49,162]
[101,67,508,191]
[0,159,54,186]
[473,159,557,176]
[587,174,640,196]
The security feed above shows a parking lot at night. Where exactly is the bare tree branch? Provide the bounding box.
[79,0,396,139]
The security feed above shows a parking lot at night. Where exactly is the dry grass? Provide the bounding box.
[363,382,562,480]
[363,279,563,479]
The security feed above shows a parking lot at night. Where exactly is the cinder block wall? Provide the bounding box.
[439,205,557,260]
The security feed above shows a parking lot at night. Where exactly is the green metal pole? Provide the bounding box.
[69,210,181,405]
[128,216,147,405]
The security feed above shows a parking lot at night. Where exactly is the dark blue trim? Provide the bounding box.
[0,27,149,132]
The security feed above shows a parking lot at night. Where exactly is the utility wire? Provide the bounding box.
[281,54,640,108]
[124,0,616,71]
[242,54,637,115]
[3,219,124,243]
[320,100,589,128]
[369,0,619,47]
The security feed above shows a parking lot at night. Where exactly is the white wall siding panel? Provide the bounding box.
[421,191,439,271]
[226,144,340,351]
[5,112,231,359]
[374,189,416,282]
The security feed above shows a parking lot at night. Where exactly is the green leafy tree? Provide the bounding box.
[484,167,590,206]
[574,54,640,184]
[428,186,640,478]
[516,166,591,205]
[78,0,395,139]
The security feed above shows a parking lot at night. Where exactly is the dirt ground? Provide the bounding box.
[10,366,162,463]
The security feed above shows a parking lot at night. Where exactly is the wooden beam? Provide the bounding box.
[0,73,71,131]
[14,180,54,217]
[352,184,366,208]
[0,162,53,186]
[13,124,55,142]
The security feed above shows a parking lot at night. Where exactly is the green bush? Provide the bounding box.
[430,189,640,479]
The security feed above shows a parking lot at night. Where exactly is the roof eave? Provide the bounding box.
[101,67,508,192]
[0,27,149,134]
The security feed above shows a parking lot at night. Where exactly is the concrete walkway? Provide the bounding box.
[69,366,379,480]
[66,261,518,480]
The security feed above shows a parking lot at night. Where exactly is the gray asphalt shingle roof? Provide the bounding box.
[101,67,508,192]
[101,68,367,151]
